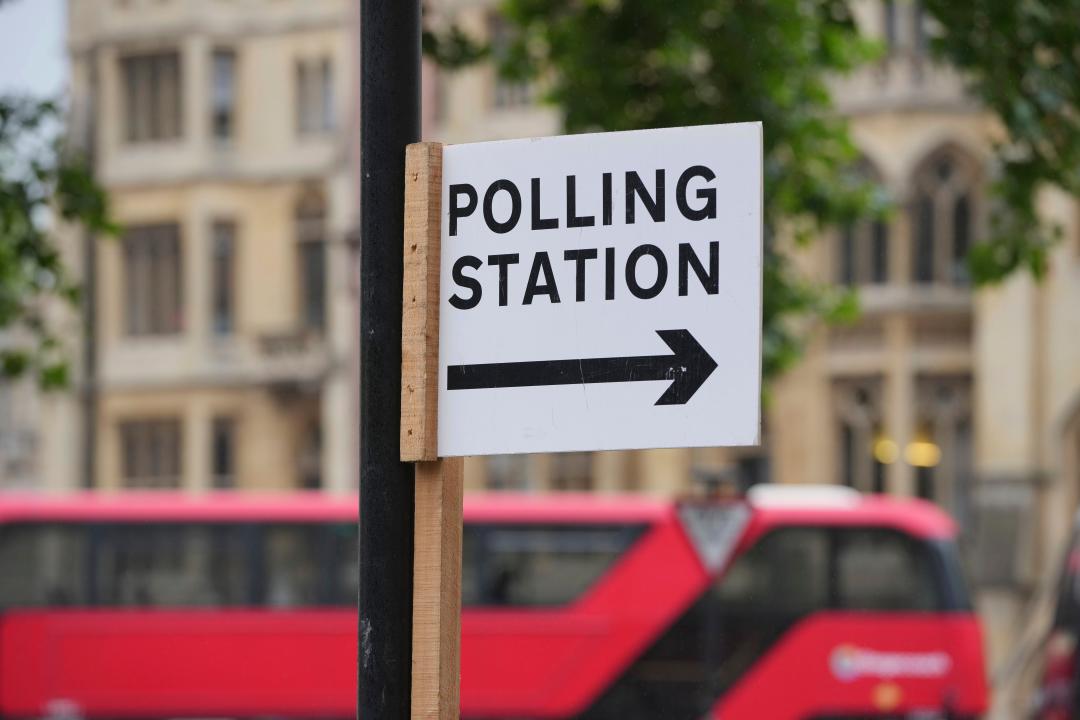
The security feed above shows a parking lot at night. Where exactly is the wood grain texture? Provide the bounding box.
[400,142,444,462]
[402,141,462,720]
[411,457,464,720]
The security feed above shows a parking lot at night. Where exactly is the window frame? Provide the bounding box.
[0,521,359,609]
[295,189,328,333]
[0,522,94,608]
[835,160,890,287]
[833,378,887,495]
[120,50,183,144]
[714,525,953,615]
[122,223,183,337]
[210,47,238,144]
[119,417,183,489]
[210,416,237,490]
[487,13,533,111]
[210,219,236,336]
[550,452,593,492]
[909,145,981,287]
[463,521,647,608]
[295,56,336,136]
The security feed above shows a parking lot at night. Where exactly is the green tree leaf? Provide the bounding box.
[0,93,115,389]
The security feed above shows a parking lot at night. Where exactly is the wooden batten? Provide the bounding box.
[401,141,464,720]
[401,141,444,463]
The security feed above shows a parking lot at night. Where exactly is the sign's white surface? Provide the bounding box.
[437,122,763,456]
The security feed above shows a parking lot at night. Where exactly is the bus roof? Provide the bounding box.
[0,490,957,538]
[746,494,956,539]
[0,491,672,525]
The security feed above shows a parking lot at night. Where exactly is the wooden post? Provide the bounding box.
[401,141,464,720]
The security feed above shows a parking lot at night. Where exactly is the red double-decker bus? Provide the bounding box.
[0,487,987,719]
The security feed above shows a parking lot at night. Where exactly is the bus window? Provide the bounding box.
[94,524,250,607]
[468,524,644,607]
[715,528,830,614]
[264,524,325,607]
[1053,531,1080,630]
[0,524,90,607]
[834,528,940,611]
[582,529,829,720]
[328,523,358,605]
[462,524,482,606]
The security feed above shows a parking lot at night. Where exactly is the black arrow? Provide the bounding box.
[447,329,717,405]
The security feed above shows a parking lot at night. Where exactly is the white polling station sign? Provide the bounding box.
[436,122,762,457]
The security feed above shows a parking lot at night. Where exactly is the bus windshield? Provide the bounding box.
[578,526,960,720]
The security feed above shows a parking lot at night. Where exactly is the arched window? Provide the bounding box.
[882,0,898,52]
[833,378,887,494]
[913,376,972,526]
[909,145,980,286]
[837,160,889,286]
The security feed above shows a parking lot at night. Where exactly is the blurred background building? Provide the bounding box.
[50,0,361,494]
[0,0,1076,709]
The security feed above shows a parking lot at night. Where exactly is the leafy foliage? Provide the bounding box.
[425,0,1080,378]
[423,24,490,69]
[923,0,1080,283]
[434,0,882,377]
[0,95,114,388]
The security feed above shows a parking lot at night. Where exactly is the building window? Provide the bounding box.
[912,376,973,526]
[912,0,928,56]
[0,379,36,487]
[211,417,236,489]
[210,221,235,336]
[121,51,182,143]
[736,452,771,489]
[296,57,334,135]
[837,161,889,286]
[882,0,898,52]
[910,145,980,286]
[296,189,327,333]
[834,379,887,494]
[551,452,592,492]
[120,419,182,489]
[123,224,182,336]
[1076,205,1080,257]
[211,49,236,143]
[838,218,890,286]
[298,422,321,490]
[488,15,533,110]
[486,455,530,491]
[433,69,449,126]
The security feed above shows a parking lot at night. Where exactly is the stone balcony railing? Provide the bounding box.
[99,328,333,391]
[255,328,331,389]
[832,51,976,116]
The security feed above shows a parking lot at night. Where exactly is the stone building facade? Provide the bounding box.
[57,0,361,493]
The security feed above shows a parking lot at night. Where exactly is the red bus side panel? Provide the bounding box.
[0,515,709,719]
[462,517,709,717]
[0,611,357,718]
[710,613,989,719]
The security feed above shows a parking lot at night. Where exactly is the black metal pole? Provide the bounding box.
[358,1,420,718]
